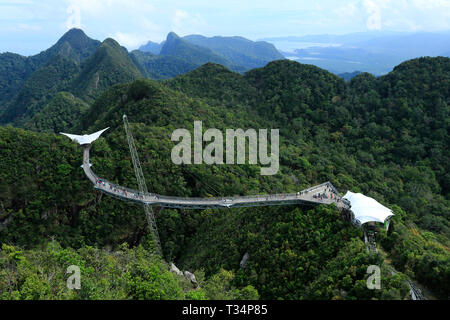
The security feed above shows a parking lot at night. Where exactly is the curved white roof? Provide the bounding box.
[343,191,394,225]
[60,128,109,145]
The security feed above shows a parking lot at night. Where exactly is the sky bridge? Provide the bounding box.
[60,127,351,211]
[81,143,350,210]
[61,125,394,258]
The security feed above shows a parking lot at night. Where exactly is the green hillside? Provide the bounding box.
[131,50,198,80]
[0,36,143,128]
[159,32,241,72]
[0,53,39,109]
[0,55,81,125]
[0,29,99,111]
[165,63,259,106]
[36,28,101,65]
[0,56,448,299]
[136,33,285,73]
[70,38,143,102]
[26,92,89,133]
[0,29,284,128]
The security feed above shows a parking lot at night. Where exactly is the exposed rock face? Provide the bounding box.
[169,263,199,288]
[184,270,199,288]
[240,252,249,269]
[169,262,183,276]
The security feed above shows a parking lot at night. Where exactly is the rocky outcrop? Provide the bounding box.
[240,252,249,269]
[168,262,199,288]
[184,270,199,288]
[169,262,183,276]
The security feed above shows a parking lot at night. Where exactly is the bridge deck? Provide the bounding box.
[82,145,350,210]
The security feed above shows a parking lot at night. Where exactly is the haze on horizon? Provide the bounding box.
[1,0,450,56]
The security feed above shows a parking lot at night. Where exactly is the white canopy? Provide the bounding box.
[60,128,109,145]
[343,191,394,225]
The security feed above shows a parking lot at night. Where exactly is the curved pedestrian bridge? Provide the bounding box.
[81,143,350,210]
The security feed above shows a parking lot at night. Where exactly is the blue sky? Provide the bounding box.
[1,0,450,56]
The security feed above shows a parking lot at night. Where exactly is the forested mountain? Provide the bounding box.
[0,55,448,299]
[0,32,142,127]
[70,38,142,102]
[138,33,284,71]
[338,71,362,81]
[139,40,163,54]
[0,29,285,127]
[34,28,101,65]
[133,34,265,80]
[0,53,39,108]
[159,32,240,71]
[0,29,99,112]
[130,50,198,80]
[26,92,89,133]
[1,55,81,125]
[182,35,284,69]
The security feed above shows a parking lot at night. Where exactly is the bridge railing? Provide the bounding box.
[91,175,316,204]
[90,171,143,199]
[326,181,343,198]
[86,149,337,205]
[90,172,332,204]
[147,192,302,203]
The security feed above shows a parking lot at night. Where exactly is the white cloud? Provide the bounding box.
[411,0,450,10]
[138,19,164,42]
[335,1,359,18]
[112,32,148,49]
[4,0,450,55]
[358,0,450,32]
[62,0,162,48]
[171,9,206,35]
[66,3,81,29]
[172,9,189,33]
[363,0,384,30]
[64,0,104,30]
[109,17,163,49]
[63,0,157,30]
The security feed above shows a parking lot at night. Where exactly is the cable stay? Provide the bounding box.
[123,114,162,256]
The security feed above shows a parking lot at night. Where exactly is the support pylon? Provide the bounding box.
[123,114,162,256]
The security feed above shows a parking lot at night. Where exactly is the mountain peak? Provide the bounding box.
[58,28,90,46]
[181,34,284,70]
[70,36,142,101]
[166,32,180,41]
[62,28,87,37]
[160,32,234,69]
[102,38,121,48]
[46,28,101,63]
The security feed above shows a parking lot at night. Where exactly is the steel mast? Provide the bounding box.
[123,115,162,255]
